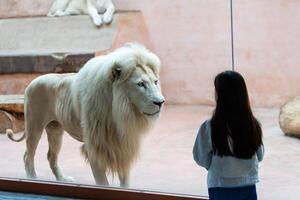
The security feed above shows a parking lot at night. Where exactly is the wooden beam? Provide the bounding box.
[0,95,24,113]
[0,95,24,134]
[0,178,208,200]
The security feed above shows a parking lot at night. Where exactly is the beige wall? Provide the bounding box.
[0,0,52,18]
[115,0,232,106]
[233,0,300,107]
[1,0,299,108]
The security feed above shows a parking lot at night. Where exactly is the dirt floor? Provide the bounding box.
[0,105,299,199]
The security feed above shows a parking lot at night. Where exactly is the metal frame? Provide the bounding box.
[0,177,208,200]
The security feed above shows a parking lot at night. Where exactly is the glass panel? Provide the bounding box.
[233,1,300,199]
[1,1,299,200]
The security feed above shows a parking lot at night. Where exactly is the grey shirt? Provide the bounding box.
[193,120,264,188]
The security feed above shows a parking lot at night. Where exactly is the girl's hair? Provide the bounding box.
[211,71,262,159]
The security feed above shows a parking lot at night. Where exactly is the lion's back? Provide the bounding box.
[26,73,74,97]
[25,73,75,118]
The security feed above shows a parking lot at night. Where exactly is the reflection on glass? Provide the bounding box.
[0,1,300,200]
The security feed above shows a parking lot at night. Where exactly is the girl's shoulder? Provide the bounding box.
[198,119,212,138]
[200,118,212,129]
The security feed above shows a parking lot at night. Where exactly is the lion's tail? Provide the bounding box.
[7,129,26,142]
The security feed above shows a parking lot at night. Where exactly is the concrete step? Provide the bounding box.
[0,11,151,74]
[0,14,115,73]
[0,95,24,134]
[0,95,24,113]
[0,11,151,94]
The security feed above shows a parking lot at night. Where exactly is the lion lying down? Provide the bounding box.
[8,43,165,187]
[48,0,115,26]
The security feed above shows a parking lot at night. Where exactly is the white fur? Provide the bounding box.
[8,43,164,187]
[48,0,115,26]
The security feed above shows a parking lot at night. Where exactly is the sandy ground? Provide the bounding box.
[0,105,299,199]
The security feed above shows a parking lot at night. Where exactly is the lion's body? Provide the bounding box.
[14,44,164,186]
[25,73,82,141]
[48,0,115,26]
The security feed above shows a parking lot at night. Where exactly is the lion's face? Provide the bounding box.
[125,66,165,118]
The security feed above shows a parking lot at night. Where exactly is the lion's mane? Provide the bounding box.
[72,44,161,176]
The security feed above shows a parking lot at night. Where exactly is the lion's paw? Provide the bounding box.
[58,176,75,183]
[53,10,67,17]
[93,17,103,27]
[103,13,113,24]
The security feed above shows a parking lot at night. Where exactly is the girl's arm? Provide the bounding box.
[193,120,212,170]
[257,144,265,162]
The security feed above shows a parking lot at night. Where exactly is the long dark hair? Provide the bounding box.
[211,71,262,159]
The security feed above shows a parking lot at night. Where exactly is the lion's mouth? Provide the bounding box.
[143,111,160,116]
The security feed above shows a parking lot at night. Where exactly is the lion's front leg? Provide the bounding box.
[87,2,103,26]
[90,159,109,185]
[48,0,71,17]
[103,4,115,24]
[118,171,130,188]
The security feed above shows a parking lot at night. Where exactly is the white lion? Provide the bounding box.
[8,43,165,187]
[47,0,115,26]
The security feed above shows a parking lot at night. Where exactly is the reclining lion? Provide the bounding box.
[8,43,165,187]
[48,0,115,26]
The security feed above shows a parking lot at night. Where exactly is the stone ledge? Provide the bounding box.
[0,11,150,73]
[0,14,116,73]
[0,11,151,95]
[0,95,24,134]
[0,54,93,73]
[0,95,24,113]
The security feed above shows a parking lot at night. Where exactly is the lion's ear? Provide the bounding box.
[112,63,122,80]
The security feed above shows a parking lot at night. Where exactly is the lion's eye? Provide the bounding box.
[154,80,158,85]
[137,82,146,88]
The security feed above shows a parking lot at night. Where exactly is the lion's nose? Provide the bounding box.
[153,100,165,108]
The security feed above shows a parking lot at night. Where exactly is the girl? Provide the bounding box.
[193,71,264,200]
